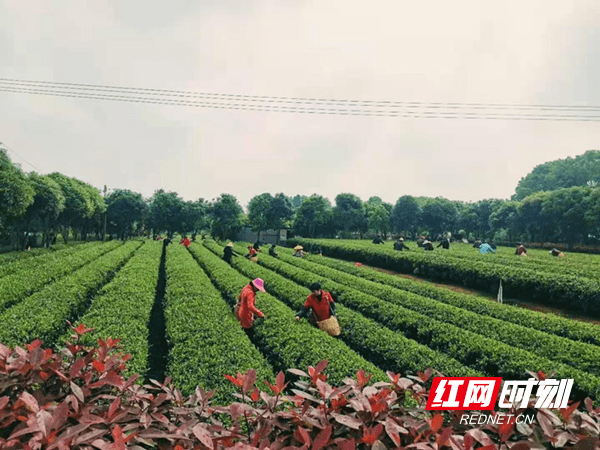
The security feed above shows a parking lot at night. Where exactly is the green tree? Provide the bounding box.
[489,200,520,242]
[473,199,502,239]
[457,204,478,239]
[266,193,294,242]
[106,189,146,239]
[367,204,391,237]
[0,149,34,233]
[514,150,600,200]
[22,173,65,247]
[333,193,366,237]
[182,199,209,237]
[147,190,185,238]
[420,197,457,237]
[292,195,332,238]
[517,192,553,242]
[209,194,244,241]
[541,187,590,250]
[48,173,97,243]
[391,196,421,237]
[248,193,274,241]
[291,195,307,209]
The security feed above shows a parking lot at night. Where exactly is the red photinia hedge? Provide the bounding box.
[0,324,599,449]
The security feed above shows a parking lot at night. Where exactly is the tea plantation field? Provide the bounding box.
[1,238,600,402]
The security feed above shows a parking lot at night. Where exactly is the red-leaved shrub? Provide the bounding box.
[0,324,599,449]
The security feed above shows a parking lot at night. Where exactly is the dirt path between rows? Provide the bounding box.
[363,264,600,326]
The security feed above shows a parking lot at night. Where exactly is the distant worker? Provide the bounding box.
[269,244,278,257]
[422,240,434,251]
[437,237,450,249]
[247,245,259,263]
[550,248,565,258]
[516,244,528,257]
[295,282,339,336]
[293,245,306,258]
[417,236,426,247]
[236,278,266,333]
[394,237,410,251]
[311,243,323,256]
[156,235,163,241]
[253,241,261,252]
[372,235,385,244]
[223,242,236,264]
[473,239,482,249]
[489,240,497,250]
[479,243,496,254]
[182,236,191,248]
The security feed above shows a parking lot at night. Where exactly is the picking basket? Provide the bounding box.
[318,316,341,336]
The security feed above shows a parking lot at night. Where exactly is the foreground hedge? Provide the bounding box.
[286,247,600,346]
[165,244,274,401]
[1,329,599,449]
[275,249,600,377]
[288,239,600,316]
[0,240,141,347]
[205,240,478,378]
[188,243,387,385]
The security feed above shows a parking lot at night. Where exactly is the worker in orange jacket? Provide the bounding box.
[236,278,266,331]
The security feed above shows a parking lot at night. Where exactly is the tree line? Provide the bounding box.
[2,148,599,250]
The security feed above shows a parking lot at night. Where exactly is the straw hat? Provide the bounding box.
[226,242,233,247]
[294,245,303,250]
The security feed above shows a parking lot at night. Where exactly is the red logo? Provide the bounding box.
[426,377,502,410]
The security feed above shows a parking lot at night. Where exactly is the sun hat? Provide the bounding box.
[294,245,303,250]
[399,237,404,241]
[251,278,266,292]
[226,242,233,247]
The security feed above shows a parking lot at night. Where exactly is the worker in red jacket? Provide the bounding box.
[182,236,191,247]
[236,278,266,330]
[295,282,336,325]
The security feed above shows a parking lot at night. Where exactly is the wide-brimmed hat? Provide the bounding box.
[294,245,303,250]
[251,278,266,292]
[399,237,404,241]
[226,242,233,247]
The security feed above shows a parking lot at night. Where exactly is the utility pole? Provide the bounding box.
[103,185,107,242]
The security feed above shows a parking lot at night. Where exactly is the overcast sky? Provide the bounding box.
[1,0,599,209]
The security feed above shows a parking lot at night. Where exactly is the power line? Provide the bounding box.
[1,77,599,111]
[2,84,600,121]
[2,85,600,122]
[0,141,41,172]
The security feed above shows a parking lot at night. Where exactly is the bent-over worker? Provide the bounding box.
[372,235,385,244]
[293,245,306,257]
[422,240,434,251]
[223,242,236,264]
[236,278,266,331]
[516,244,528,257]
[479,243,496,254]
[295,282,336,325]
[394,237,410,251]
